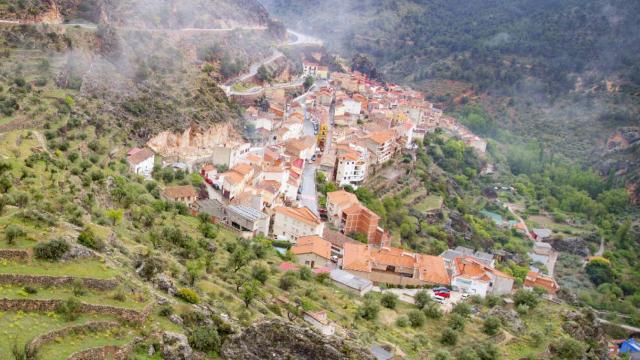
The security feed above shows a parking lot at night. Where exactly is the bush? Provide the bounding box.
[23,286,38,294]
[407,309,426,327]
[356,299,380,321]
[34,239,70,260]
[176,288,200,304]
[433,350,452,360]
[448,314,466,331]
[380,292,398,309]
[279,272,298,290]
[251,264,269,284]
[189,325,221,353]
[423,303,443,319]
[484,295,500,308]
[5,224,25,244]
[451,302,471,318]
[483,316,501,335]
[71,279,87,296]
[56,297,82,321]
[513,289,539,309]
[549,337,585,359]
[159,305,173,317]
[415,290,432,309]
[516,304,530,315]
[395,315,409,327]
[77,228,105,251]
[298,266,313,281]
[440,328,458,345]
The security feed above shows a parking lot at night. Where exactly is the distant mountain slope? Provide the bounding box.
[262,0,640,95]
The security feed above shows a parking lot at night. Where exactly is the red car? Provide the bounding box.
[434,291,450,299]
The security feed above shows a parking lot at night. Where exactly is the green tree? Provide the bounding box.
[5,224,25,244]
[241,281,259,308]
[189,325,220,353]
[356,298,380,321]
[303,75,315,90]
[482,316,501,335]
[513,289,539,309]
[448,314,466,331]
[380,292,398,309]
[279,271,298,290]
[228,247,252,273]
[549,337,585,359]
[451,302,471,318]
[415,290,432,309]
[251,264,269,284]
[440,328,458,345]
[407,309,426,327]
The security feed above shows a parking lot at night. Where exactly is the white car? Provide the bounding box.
[433,295,446,304]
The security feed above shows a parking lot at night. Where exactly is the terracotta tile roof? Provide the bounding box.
[417,255,450,284]
[371,247,416,268]
[274,206,321,226]
[323,228,359,249]
[202,164,215,172]
[326,190,358,207]
[127,148,154,165]
[292,235,331,259]
[368,130,395,145]
[454,256,513,281]
[342,242,371,272]
[162,185,197,199]
[257,180,281,194]
[525,271,559,294]
[231,163,253,176]
[222,171,244,185]
[343,203,380,221]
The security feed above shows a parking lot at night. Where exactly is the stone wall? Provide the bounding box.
[27,321,120,354]
[67,342,135,360]
[0,299,152,324]
[0,249,30,260]
[0,274,118,290]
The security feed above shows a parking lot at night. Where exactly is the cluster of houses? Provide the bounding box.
[126,63,559,317]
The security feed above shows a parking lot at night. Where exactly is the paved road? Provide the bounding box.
[287,30,324,46]
[300,163,318,215]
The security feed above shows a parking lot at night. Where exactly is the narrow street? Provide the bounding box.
[298,89,319,215]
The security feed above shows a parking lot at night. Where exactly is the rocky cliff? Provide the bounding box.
[221,319,375,360]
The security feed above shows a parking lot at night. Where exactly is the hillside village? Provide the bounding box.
[127,60,560,313]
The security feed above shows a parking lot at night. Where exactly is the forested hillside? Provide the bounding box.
[262,0,640,189]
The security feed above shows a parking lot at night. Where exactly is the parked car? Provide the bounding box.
[434,291,450,299]
[432,287,450,293]
[433,295,446,304]
[461,293,470,299]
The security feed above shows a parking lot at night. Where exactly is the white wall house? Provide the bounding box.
[127,148,155,179]
[272,206,324,242]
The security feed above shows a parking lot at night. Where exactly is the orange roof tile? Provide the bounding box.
[231,163,253,176]
[292,235,331,260]
[274,206,321,226]
[368,130,395,145]
[162,185,197,199]
[342,242,371,272]
[326,190,358,207]
[222,171,244,185]
[417,255,450,285]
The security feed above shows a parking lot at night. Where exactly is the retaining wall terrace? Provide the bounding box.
[0,298,153,324]
[67,341,135,360]
[27,321,120,354]
[0,249,30,260]
[0,274,119,290]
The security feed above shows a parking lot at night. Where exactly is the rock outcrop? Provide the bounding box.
[221,319,375,360]
[162,332,193,360]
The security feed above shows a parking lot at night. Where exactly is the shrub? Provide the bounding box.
[23,286,38,294]
[451,302,471,318]
[356,299,380,321]
[395,315,409,327]
[433,350,452,360]
[516,304,530,315]
[484,295,500,308]
[189,325,220,353]
[34,239,69,260]
[71,279,87,296]
[176,288,200,304]
[5,224,25,244]
[298,266,313,281]
[448,314,466,331]
[475,342,500,360]
[279,272,298,290]
[380,292,398,309]
[549,337,585,359]
[56,297,82,321]
[415,290,432,309]
[407,309,426,327]
[77,228,105,251]
[423,303,443,319]
[251,264,269,284]
[440,328,458,345]
[483,316,501,335]
[513,289,539,309]
[159,305,173,317]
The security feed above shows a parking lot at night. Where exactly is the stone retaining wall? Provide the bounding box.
[67,342,135,360]
[0,249,30,260]
[0,298,152,324]
[0,274,118,290]
[27,321,120,354]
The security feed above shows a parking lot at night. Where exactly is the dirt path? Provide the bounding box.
[594,237,605,256]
